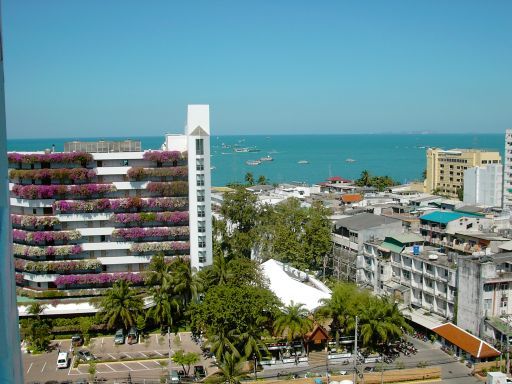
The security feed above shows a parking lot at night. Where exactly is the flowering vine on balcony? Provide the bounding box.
[112,226,189,240]
[54,197,187,213]
[12,229,81,244]
[111,211,189,225]
[130,241,190,253]
[54,272,144,287]
[15,259,101,273]
[146,181,188,197]
[12,184,116,199]
[143,150,186,162]
[8,152,93,165]
[9,168,96,181]
[13,244,82,257]
[127,166,188,180]
[15,273,24,285]
[11,214,60,228]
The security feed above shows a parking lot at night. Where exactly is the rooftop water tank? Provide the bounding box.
[429,254,439,260]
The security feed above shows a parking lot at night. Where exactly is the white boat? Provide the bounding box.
[260,155,273,161]
[246,160,261,166]
[234,147,250,153]
[345,158,356,163]
[298,160,309,164]
[210,166,216,170]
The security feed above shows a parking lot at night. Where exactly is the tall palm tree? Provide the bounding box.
[273,302,313,354]
[145,253,172,288]
[234,317,269,360]
[210,254,232,286]
[97,280,144,329]
[206,352,248,384]
[172,257,202,306]
[358,170,371,186]
[244,172,254,186]
[359,297,412,352]
[316,283,362,348]
[209,329,240,363]
[146,285,180,330]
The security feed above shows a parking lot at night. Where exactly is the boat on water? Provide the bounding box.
[298,160,309,164]
[246,160,261,166]
[260,155,273,161]
[234,146,260,153]
[345,158,356,163]
[210,166,216,170]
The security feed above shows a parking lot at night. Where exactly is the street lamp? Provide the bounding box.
[253,353,257,380]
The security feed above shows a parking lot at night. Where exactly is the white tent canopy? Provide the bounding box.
[261,259,331,312]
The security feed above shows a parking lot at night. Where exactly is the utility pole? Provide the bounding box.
[168,326,172,380]
[353,316,358,384]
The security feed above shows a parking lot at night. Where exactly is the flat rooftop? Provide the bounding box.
[64,140,142,153]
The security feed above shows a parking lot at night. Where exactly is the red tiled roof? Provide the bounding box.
[432,323,500,359]
[327,176,351,183]
[341,194,363,203]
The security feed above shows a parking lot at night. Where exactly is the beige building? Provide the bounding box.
[425,148,501,198]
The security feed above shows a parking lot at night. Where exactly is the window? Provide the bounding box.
[33,208,37,214]
[198,221,206,233]
[501,283,509,291]
[484,299,492,310]
[403,270,410,280]
[196,139,204,155]
[100,235,106,242]
[43,207,53,215]
[197,189,205,202]
[501,297,508,308]
[197,174,204,186]
[198,206,205,218]
[425,264,433,272]
[198,251,206,263]
[380,266,384,274]
[97,160,103,167]
[198,236,206,248]
[196,158,204,171]
[122,160,129,166]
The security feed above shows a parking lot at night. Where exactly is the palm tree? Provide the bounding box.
[27,303,46,319]
[172,257,202,306]
[273,302,313,354]
[359,297,412,352]
[316,283,362,348]
[209,254,232,286]
[145,253,172,288]
[234,318,269,360]
[245,172,254,186]
[206,352,248,384]
[97,280,144,329]
[359,170,371,186]
[257,175,267,185]
[146,285,179,330]
[209,329,241,362]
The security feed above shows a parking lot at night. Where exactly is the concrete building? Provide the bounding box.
[463,164,503,207]
[10,105,212,309]
[504,129,512,210]
[425,148,501,198]
[331,213,403,282]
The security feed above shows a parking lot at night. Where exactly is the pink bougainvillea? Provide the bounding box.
[54,272,144,286]
[11,214,60,228]
[146,181,188,197]
[9,168,96,181]
[15,273,24,285]
[13,244,82,257]
[112,226,189,240]
[127,166,188,180]
[111,211,189,224]
[12,184,116,199]
[142,151,185,162]
[54,197,187,213]
[12,229,81,244]
[21,260,101,273]
[8,152,93,165]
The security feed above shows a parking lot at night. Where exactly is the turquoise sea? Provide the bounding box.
[7,134,505,186]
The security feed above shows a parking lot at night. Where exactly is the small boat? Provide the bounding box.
[246,160,261,166]
[210,166,216,170]
[345,158,356,163]
[247,148,261,153]
[298,160,309,164]
[260,155,273,161]
[234,147,250,153]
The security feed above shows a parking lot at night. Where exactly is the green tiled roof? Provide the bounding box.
[388,233,424,244]
[419,211,465,224]
[380,241,404,254]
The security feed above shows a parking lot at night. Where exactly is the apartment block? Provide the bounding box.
[10,105,212,307]
[504,129,512,210]
[463,164,503,207]
[425,148,501,198]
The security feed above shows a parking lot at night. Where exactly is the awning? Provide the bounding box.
[400,306,444,330]
[432,323,501,359]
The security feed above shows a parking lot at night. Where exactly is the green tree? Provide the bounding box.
[26,303,51,352]
[206,352,248,384]
[79,317,94,345]
[172,350,200,376]
[172,257,202,306]
[146,285,179,330]
[457,187,464,201]
[209,329,241,362]
[356,170,371,186]
[96,280,144,329]
[316,283,366,348]
[145,253,172,288]
[234,317,269,360]
[257,175,267,185]
[273,302,313,353]
[303,201,332,269]
[245,172,255,186]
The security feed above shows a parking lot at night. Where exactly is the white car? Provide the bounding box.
[57,352,69,369]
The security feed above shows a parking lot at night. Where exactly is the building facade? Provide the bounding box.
[10,105,212,307]
[425,148,501,198]
[504,129,512,210]
[463,164,503,207]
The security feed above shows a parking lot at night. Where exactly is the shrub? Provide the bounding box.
[127,166,188,180]
[9,168,96,181]
[146,181,189,197]
[130,241,190,253]
[111,226,189,240]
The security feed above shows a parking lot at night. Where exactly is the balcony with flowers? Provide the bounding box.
[14,259,102,275]
[54,272,144,289]
[127,166,188,182]
[9,168,96,184]
[11,184,116,200]
[112,226,189,241]
[54,197,188,214]
[11,214,61,229]
[12,229,81,245]
[13,244,82,260]
[8,152,93,167]
[130,241,189,255]
[143,150,187,166]
[111,211,189,226]
[146,181,188,197]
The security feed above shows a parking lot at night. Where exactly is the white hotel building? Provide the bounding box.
[10,105,212,308]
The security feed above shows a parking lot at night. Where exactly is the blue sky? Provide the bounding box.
[3,0,512,138]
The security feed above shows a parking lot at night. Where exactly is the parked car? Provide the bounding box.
[194,365,206,379]
[56,352,69,369]
[114,329,125,345]
[77,349,96,361]
[127,326,138,344]
[364,366,375,373]
[169,369,180,383]
[71,334,83,347]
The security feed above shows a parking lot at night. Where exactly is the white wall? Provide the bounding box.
[464,164,503,207]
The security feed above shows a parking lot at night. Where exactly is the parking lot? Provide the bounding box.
[23,332,212,383]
